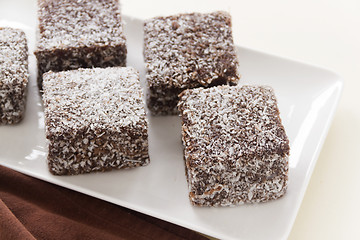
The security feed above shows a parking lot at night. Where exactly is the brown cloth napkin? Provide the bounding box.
[0,165,208,240]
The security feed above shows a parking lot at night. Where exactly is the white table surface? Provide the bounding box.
[1,0,359,239]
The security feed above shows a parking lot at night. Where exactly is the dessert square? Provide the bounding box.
[0,27,28,124]
[144,11,239,115]
[43,67,149,175]
[35,0,127,88]
[178,85,290,206]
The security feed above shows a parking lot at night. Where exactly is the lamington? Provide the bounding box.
[0,27,28,124]
[35,0,127,88]
[144,11,239,115]
[42,67,149,175]
[178,85,290,206]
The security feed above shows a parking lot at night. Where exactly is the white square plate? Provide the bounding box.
[0,16,342,240]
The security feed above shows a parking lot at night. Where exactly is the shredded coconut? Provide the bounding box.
[34,0,127,88]
[42,67,149,175]
[143,11,239,115]
[0,27,28,124]
[178,85,290,206]
[36,0,125,51]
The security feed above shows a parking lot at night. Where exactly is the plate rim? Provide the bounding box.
[0,15,344,240]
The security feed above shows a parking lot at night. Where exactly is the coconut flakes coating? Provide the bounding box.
[43,67,149,175]
[35,0,127,88]
[178,85,290,206]
[0,27,28,124]
[144,11,239,115]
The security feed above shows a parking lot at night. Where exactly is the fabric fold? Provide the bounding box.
[0,166,207,240]
[0,199,36,240]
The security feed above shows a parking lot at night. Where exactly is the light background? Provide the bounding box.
[122,1,359,239]
[1,0,359,239]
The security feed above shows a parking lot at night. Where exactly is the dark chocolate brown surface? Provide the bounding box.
[0,27,28,124]
[178,85,290,206]
[35,0,127,88]
[43,67,149,175]
[144,11,240,115]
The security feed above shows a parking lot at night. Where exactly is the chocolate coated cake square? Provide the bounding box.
[144,11,239,115]
[35,0,127,88]
[43,67,149,175]
[0,27,28,124]
[178,85,290,206]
